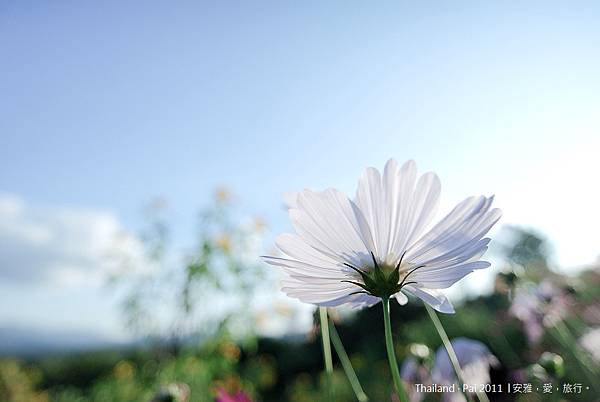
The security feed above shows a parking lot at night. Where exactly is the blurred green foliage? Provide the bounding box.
[113,188,267,347]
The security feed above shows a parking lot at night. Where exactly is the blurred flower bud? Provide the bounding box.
[150,383,190,402]
[537,352,565,379]
[408,343,431,364]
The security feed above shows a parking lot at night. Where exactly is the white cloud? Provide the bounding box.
[0,194,146,287]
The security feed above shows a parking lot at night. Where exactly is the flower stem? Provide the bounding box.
[552,319,600,394]
[424,304,485,402]
[329,319,369,402]
[487,326,520,368]
[319,307,335,402]
[382,298,409,402]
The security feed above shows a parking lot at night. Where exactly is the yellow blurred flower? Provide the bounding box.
[253,217,267,232]
[113,360,135,380]
[215,234,232,252]
[0,359,49,402]
[274,302,292,317]
[215,187,231,203]
[219,341,241,362]
[183,356,201,374]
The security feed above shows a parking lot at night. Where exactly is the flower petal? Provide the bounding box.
[282,275,379,307]
[290,189,375,267]
[275,233,342,270]
[393,291,409,305]
[404,285,455,313]
[355,159,440,265]
[407,196,500,265]
[412,261,491,289]
[403,196,501,289]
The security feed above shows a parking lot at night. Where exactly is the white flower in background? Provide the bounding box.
[580,327,600,363]
[432,338,499,402]
[263,159,501,312]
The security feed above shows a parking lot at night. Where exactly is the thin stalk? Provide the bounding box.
[382,298,409,402]
[557,320,600,374]
[329,319,369,402]
[319,307,335,402]
[424,304,484,402]
[487,328,520,368]
[552,320,600,394]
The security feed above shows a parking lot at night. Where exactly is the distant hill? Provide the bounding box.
[0,325,130,357]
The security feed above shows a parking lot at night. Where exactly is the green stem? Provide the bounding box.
[552,320,600,394]
[487,328,520,369]
[558,320,600,373]
[424,304,484,402]
[329,319,369,402]
[382,298,409,402]
[319,307,334,402]
[497,331,521,369]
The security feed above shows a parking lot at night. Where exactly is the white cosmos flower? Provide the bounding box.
[263,159,501,313]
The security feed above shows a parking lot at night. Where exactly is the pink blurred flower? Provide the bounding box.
[580,327,600,363]
[510,280,571,345]
[215,388,252,402]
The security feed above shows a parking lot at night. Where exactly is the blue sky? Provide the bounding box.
[1,1,600,340]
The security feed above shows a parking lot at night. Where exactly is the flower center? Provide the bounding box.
[342,251,425,299]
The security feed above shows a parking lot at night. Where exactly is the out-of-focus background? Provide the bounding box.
[1,2,600,401]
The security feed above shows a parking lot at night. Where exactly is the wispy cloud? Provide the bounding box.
[0,194,145,287]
